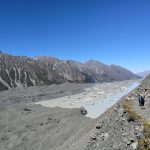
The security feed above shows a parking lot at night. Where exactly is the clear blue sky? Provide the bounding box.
[0,0,150,73]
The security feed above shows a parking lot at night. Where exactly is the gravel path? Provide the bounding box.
[130,97,150,121]
[129,76,150,121]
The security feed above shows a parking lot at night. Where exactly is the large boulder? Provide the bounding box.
[80,107,87,115]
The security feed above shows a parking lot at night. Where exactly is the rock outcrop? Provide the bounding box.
[84,103,141,150]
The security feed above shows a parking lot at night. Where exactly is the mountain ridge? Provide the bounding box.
[0,52,140,91]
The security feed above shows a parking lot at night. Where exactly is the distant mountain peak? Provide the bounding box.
[136,70,150,78]
[85,59,102,64]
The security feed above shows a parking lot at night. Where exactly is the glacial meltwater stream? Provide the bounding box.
[84,82,139,118]
[36,81,140,118]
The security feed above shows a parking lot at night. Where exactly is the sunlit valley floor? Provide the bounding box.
[0,79,146,150]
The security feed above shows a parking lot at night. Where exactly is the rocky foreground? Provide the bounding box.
[0,78,149,150]
[85,75,150,150]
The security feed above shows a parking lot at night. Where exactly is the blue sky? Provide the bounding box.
[0,0,150,73]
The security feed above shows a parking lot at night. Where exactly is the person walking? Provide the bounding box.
[140,95,145,109]
[138,95,142,106]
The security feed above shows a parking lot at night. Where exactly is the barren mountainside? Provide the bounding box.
[0,53,140,91]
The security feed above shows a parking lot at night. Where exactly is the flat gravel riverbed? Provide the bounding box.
[36,80,139,118]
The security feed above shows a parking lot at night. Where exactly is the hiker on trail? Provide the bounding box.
[140,95,145,109]
[138,95,142,106]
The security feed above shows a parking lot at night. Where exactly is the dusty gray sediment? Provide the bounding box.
[0,81,142,150]
[0,83,94,150]
[0,104,93,150]
[0,83,94,105]
[35,80,138,118]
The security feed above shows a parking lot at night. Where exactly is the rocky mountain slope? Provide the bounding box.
[0,52,140,91]
[0,81,142,150]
